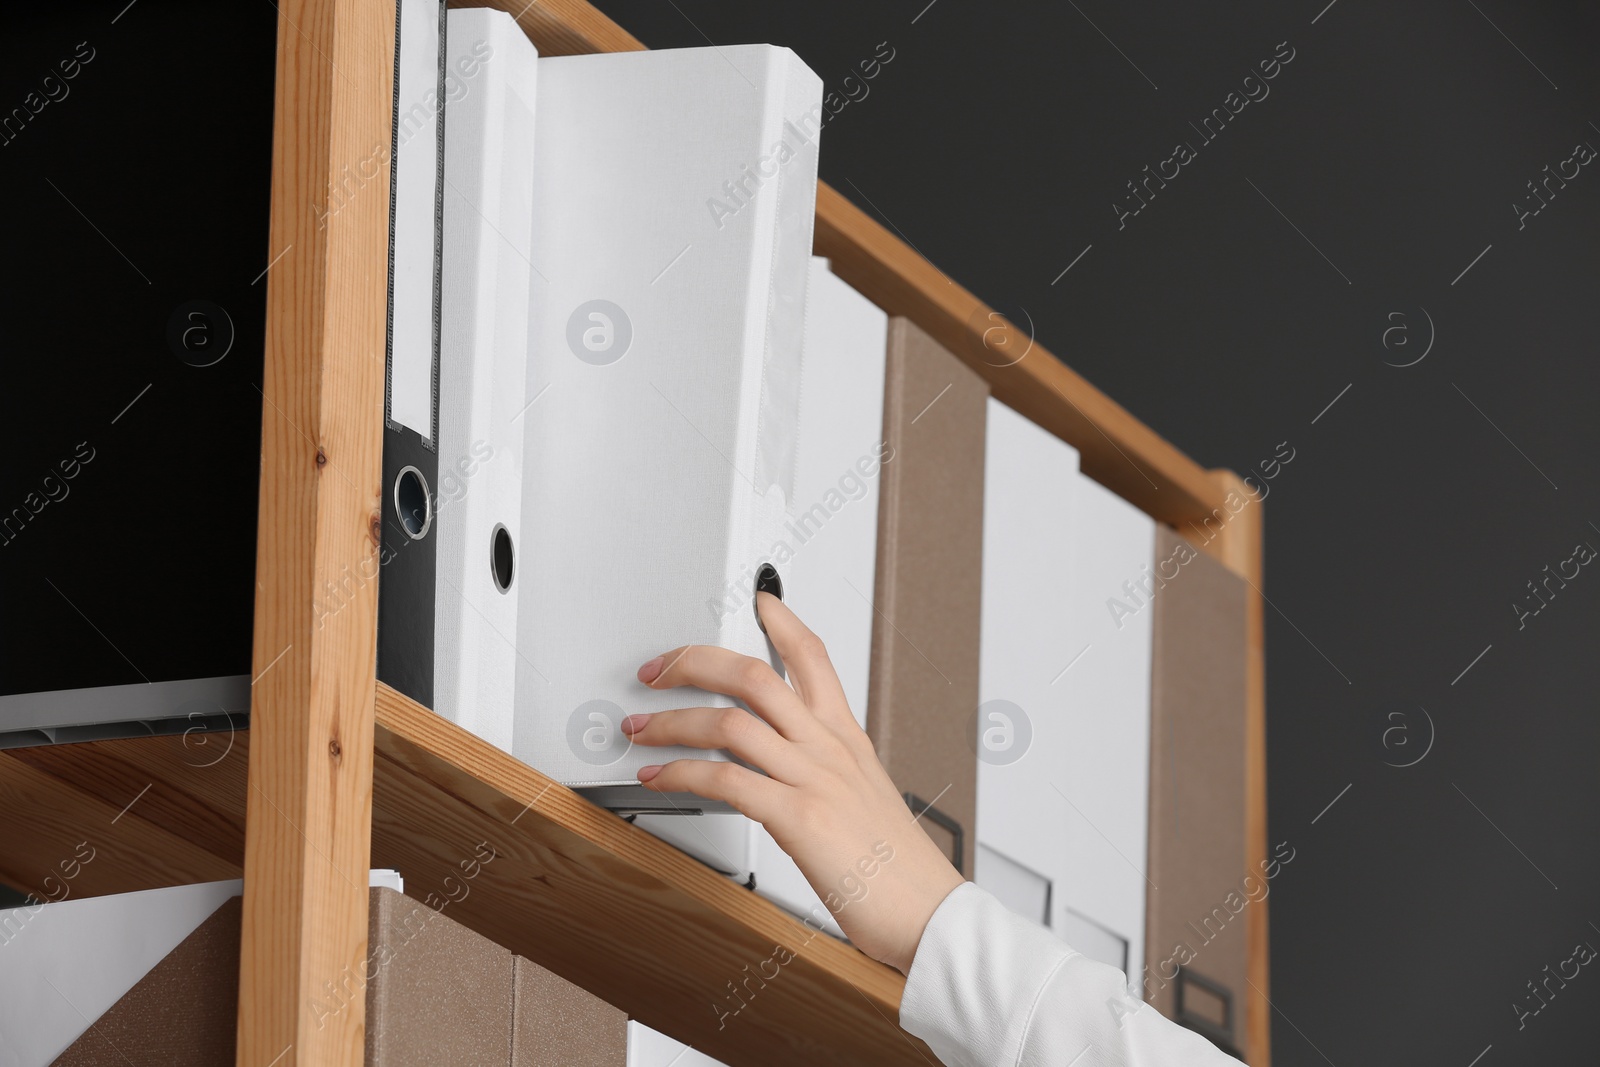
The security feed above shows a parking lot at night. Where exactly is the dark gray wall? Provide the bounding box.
[603,1,1600,1061]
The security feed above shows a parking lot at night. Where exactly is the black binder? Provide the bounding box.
[375,0,447,710]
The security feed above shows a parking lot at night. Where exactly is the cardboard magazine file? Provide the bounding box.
[48,887,626,1066]
[45,896,243,1066]
[1144,526,1250,1058]
[863,317,988,877]
[513,955,629,1067]
[1,876,245,1067]
[974,399,1155,987]
[363,886,516,1065]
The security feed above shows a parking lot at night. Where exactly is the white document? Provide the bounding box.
[976,397,1154,994]
[389,0,445,441]
[433,9,537,754]
[514,45,823,796]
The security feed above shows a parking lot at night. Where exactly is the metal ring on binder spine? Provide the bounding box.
[393,465,433,540]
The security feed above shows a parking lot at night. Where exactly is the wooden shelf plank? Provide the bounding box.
[8,736,247,872]
[814,185,1228,533]
[454,0,645,55]
[369,684,930,1066]
[0,744,240,901]
[0,686,932,1067]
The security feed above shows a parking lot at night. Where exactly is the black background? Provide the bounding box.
[0,3,275,699]
[602,0,1600,1062]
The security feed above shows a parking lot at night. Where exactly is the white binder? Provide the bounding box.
[976,398,1154,989]
[756,257,890,932]
[514,46,823,801]
[632,259,888,932]
[433,9,538,753]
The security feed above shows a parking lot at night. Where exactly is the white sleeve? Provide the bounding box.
[899,882,1242,1066]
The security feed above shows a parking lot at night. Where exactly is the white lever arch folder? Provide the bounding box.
[976,397,1154,993]
[514,46,823,804]
[749,257,889,933]
[433,9,538,753]
[637,258,889,932]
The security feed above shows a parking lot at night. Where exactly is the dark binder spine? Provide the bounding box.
[376,0,447,709]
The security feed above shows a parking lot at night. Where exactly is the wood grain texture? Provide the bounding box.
[240,0,394,1063]
[370,684,931,1067]
[0,690,929,1066]
[814,185,1230,538]
[1208,470,1270,1067]
[0,745,239,900]
[8,735,247,871]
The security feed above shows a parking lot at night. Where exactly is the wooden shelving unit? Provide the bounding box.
[0,1,1269,1064]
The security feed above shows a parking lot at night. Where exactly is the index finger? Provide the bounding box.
[754,592,857,735]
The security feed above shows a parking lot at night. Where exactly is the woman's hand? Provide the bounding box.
[622,591,965,974]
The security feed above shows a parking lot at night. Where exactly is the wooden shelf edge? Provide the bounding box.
[814,184,1228,531]
[1208,470,1269,1067]
[0,742,242,900]
[0,686,930,1066]
[453,0,645,56]
[370,682,930,1066]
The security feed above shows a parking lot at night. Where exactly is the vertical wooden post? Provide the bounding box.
[239,1,395,1064]
[1207,470,1269,1066]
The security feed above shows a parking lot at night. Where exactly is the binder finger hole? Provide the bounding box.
[754,563,783,633]
[394,465,432,540]
[491,523,515,593]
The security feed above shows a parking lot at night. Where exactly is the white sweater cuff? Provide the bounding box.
[899,881,1075,1066]
[899,881,1243,1066]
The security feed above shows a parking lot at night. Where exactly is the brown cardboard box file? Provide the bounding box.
[364,885,515,1065]
[51,898,242,1066]
[865,316,988,876]
[1144,526,1250,1058]
[52,887,625,1066]
[512,956,628,1067]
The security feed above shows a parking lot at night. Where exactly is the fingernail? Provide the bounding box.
[637,765,662,783]
[621,714,649,735]
[637,655,665,683]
